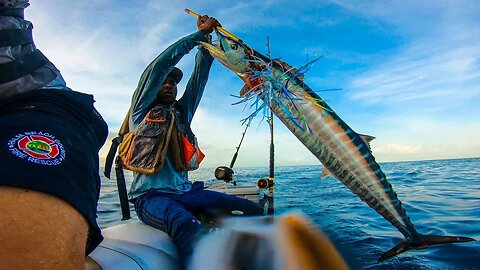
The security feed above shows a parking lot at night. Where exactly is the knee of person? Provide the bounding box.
[171,212,202,231]
[0,186,88,270]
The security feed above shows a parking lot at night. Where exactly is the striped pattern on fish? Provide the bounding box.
[268,65,418,240]
[196,24,476,262]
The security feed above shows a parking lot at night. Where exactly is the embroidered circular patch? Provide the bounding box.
[7,131,65,166]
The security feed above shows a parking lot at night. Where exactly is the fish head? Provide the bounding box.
[199,30,254,81]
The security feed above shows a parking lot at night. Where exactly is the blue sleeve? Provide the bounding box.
[130,31,210,127]
[178,47,214,123]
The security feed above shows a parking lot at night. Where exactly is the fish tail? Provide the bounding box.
[378,234,476,262]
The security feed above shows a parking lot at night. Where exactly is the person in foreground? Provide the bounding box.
[0,1,108,269]
[126,14,263,268]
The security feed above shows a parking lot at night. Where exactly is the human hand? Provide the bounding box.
[197,15,221,35]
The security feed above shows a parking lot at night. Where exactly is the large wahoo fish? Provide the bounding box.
[190,10,476,262]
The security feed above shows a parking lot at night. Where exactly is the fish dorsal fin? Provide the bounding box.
[358,133,376,150]
[239,84,252,97]
[321,166,334,180]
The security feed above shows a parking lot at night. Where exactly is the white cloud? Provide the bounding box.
[374,142,423,161]
[370,115,480,162]
[327,0,480,109]
[350,42,480,105]
[27,0,480,166]
[328,0,480,164]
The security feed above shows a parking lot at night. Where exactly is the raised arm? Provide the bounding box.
[130,31,209,125]
[130,15,220,126]
[178,47,214,123]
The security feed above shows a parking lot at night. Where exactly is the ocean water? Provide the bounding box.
[98,157,480,269]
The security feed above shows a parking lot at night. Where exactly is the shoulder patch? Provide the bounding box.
[7,131,65,166]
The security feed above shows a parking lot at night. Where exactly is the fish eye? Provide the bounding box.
[230,44,238,50]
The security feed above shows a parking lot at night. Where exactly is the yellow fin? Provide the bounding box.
[321,167,334,180]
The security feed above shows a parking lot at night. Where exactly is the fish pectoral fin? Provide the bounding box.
[239,84,252,97]
[321,167,334,180]
[378,234,476,262]
[358,133,376,151]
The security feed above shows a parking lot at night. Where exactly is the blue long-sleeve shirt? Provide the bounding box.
[128,31,213,200]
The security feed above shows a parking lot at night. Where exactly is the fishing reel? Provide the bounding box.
[257,178,274,190]
[214,166,236,185]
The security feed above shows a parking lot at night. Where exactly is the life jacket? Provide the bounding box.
[104,103,205,220]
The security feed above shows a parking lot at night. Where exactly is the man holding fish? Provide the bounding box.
[124,13,263,269]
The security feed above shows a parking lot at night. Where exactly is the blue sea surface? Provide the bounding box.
[98,158,480,269]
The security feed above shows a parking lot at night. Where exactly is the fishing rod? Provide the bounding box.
[255,37,276,187]
[266,37,275,186]
[265,37,275,214]
[255,37,275,215]
[185,8,242,43]
[214,118,252,186]
[229,117,252,169]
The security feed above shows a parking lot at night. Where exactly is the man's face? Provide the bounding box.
[157,75,178,104]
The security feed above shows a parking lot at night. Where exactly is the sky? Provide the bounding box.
[27,0,480,168]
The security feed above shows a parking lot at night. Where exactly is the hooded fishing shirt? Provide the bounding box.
[0,0,68,100]
[0,1,108,254]
[128,31,213,200]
